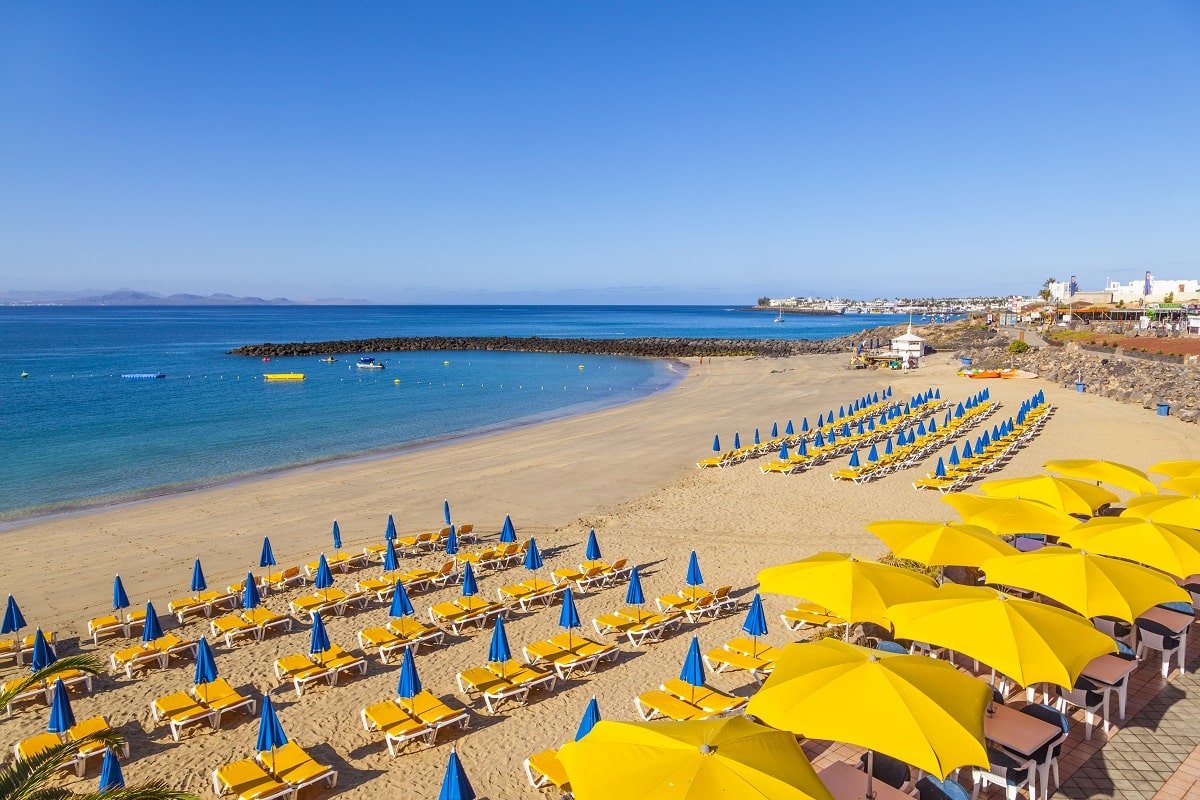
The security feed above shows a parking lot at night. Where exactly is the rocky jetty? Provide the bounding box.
[230,334,872,360]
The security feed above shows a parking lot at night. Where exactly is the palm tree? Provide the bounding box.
[0,654,197,800]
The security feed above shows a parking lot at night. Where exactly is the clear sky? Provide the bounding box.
[2,2,1197,304]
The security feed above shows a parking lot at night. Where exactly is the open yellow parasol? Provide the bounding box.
[1161,477,1200,497]
[747,639,990,784]
[1148,460,1200,479]
[980,548,1189,622]
[885,584,1116,688]
[1059,517,1200,579]
[864,520,1017,567]
[941,494,1080,538]
[1042,459,1157,496]
[1121,494,1200,530]
[977,475,1119,516]
[557,716,834,800]
[757,552,936,629]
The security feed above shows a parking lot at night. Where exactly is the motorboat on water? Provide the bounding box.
[319,356,337,363]
[357,356,385,369]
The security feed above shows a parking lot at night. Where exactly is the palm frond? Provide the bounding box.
[0,654,107,711]
[0,731,124,800]
[72,786,196,800]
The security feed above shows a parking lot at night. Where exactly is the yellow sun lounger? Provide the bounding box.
[14,732,81,774]
[255,742,337,794]
[781,602,847,632]
[289,591,347,620]
[456,666,529,714]
[2,677,46,716]
[661,678,748,715]
[241,607,293,639]
[523,634,619,679]
[274,654,333,697]
[309,644,367,685]
[212,758,295,800]
[396,691,470,741]
[361,700,435,755]
[524,748,572,793]
[634,689,716,722]
[152,691,217,741]
[262,566,305,591]
[552,565,608,592]
[211,613,259,647]
[87,614,127,644]
[112,642,167,678]
[67,716,127,774]
[725,637,783,661]
[192,678,256,727]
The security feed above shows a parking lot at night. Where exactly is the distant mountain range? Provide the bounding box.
[0,290,370,306]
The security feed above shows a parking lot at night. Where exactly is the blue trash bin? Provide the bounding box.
[1076,382,1086,393]
[960,357,972,367]
[1158,403,1170,416]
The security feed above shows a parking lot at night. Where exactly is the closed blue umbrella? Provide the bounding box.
[389,579,415,618]
[2,595,26,635]
[778,442,789,461]
[397,646,422,698]
[141,602,164,642]
[194,637,218,685]
[29,629,54,672]
[815,415,823,430]
[867,417,876,432]
[685,550,704,587]
[742,593,768,640]
[438,748,476,800]
[487,616,512,674]
[796,438,808,457]
[443,499,452,526]
[524,537,544,572]
[47,678,75,734]
[867,444,879,463]
[838,405,845,419]
[915,420,927,437]
[385,514,397,541]
[814,430,825,448]
[383,539,399,572]
[112,577,131,611]
[461,562,478,597]
[500,515,517,543]
[314,554,335,601]
[332,520,342,551]
[679,636,706,704]
[575,696,601,741]
[559,587,582,647]
[444,525,459,556]
[753,428,760,445]
[848,449,861,468]
[190,559,207,593]
[934,457,947,478]
[733,432,741,449]
[785,420,795,435]
[711,434,720,452]
[826,429,836,446]
[99,747,125,791]
[259,537,276,569]
[841,422,851,438]
[256,696,289,772]
[770,421,779,437]
[928,417,937,433]
[801,417,810,433]
[856,421,865,436]
[962,440,974,460]
[625,567,645,606]
[243,573,261,610]
[309,612,331,655]
[884,437,894,456]
[585,529,602,562]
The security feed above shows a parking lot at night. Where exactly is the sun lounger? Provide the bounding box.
[289,591,346,620]
[702,646,774,683]
[150,633,198,664]
[552,565,608,592]
[634,689,716,721]
[310,644,367,685]
[456,523,476,543]
[2,677,46,716]
[429,599,507,634]
[396,531,433,554]
[397,568,435,592]
[499,578,565,611]
[599,557,633,583]
[111,642,168,677]
[212,613,260,647]
[263,566,305,591]
[781,602,846,632]
[456,666,530,714]
[662,678,747,715]
[363,543,389,563]
[15,732,81,774]
[524,748,572,794]
[306,552,354,577]
[593,609,683,646]
[395,690,470,741]
[274,654,333,697]
[429,560,462,588]
[356,573,402,602]
[153,691,218,741]
[242,607,292,639]
[169,595,212,623]
[87,614,127,644]
[67,716,126,774]
[361,700,435,755]
[255,742,337,794]
[213,758,295,800]
[523,633,619,679]
[192,678,256,727]
[489,660,556,694]
[657,588,714,611]
[724,637,783,661]
[358,626,410,663]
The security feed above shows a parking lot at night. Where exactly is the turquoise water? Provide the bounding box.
[0,306,912,519]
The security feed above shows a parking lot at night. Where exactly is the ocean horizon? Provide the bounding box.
[0,305,921,522]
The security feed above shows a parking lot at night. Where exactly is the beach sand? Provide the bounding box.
[2,347,1195,798]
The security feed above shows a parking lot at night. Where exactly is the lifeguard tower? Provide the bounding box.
[889,327,925,370]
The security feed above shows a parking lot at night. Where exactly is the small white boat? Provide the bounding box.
[356,356,385,369]
[774,309,785,323]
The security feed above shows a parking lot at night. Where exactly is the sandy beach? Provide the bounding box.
[3,346,1195,799]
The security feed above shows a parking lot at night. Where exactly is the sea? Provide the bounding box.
[0,305,916,521]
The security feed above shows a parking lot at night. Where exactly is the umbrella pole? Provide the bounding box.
[865,750,876,800]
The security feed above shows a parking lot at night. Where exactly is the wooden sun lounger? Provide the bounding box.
[361,700,435,755]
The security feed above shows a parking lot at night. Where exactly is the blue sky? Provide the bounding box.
[1,2,1197,303]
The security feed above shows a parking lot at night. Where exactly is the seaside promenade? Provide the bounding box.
[4,347,1200,798]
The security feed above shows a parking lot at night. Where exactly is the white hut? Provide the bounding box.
[890,326,925,368]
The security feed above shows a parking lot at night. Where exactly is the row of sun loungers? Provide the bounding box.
[110,634,198,678]
[212,743,337,800]
[0,629,60,665]
[2,667,94,717]
[14,716,128,777]
[914,402,1053,492]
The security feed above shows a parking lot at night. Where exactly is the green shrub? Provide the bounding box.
[1008,340,1030,354]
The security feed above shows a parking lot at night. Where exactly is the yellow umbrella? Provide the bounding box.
[1161,477,1200,497]
[885,584,1117,688]
[1121,494,1200,530]
[1148,460,1200,479]
[557,716,834,800]
[1059,517,1200,578]
[941,494,1080,538]
[757,552,936,629]
[1043,459,1157,495]
[747,639,989,786]
[865,520,1017,567]
[980,548,1189,622]
[977,475,1119,516]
